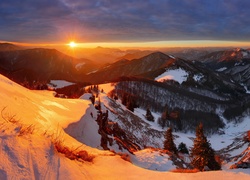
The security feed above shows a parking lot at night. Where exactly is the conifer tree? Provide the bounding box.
[191,123,221,171]
[121,93,127,106]
[145,108,154,122]
[164,128,177,154]
[160,107,169,128]
[178,142,189,154]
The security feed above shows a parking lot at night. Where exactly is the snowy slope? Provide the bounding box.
[48,80,75,88]
[130,149,175,171]
[0,74,250,179]
[98,83,250,168]
[155,68,188,84]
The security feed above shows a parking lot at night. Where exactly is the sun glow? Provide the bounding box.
[69,41,77,48]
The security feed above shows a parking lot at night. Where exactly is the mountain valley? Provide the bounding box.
[0,43,250,179]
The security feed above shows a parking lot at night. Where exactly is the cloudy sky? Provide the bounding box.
[1,0,250,47]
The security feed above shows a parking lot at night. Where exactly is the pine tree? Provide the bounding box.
[89,94,95,105]
[121,93,127,106]
[158,105,169,129]
[145,108,154,122]
[178,142,189,154]
[191,123,221,171]
[125,95,138,112]
[158,110,168,129]
[164,128,177,154]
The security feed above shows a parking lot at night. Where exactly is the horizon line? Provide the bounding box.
[1,40,250,49]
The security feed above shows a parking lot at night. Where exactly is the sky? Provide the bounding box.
[1,0,250,47]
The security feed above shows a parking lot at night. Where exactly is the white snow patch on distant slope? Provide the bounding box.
[242,51,248,57]
[169,55,176,59]
[155,68,189,84]
[49,80,75,88]
[217,67,228,72]
[193,74,204,81]
[243,85,250,94]
[75,62,86,70]
[86,70,98,75]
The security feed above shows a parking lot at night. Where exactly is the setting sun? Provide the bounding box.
[69,41,77,48]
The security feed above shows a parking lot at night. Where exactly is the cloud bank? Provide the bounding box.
[1,0,250,43]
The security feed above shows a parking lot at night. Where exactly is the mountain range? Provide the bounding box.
[0,43,249,122]
[0,43,250,177]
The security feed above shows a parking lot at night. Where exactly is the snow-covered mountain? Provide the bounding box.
[97,83,250,168]
[0,46,248,122]
[200,48,250,89]
[0,69,249,178]
[86,52,176,83]
[0,76,249,179]
[84,51,245,98]
[163,47,227,61]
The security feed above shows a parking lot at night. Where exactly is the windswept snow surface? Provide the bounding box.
[155,68,188,84]
[209,116,250,152]
[0,75,250,179]
[130,149,175,171]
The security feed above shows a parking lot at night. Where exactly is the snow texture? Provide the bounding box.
[155,68,188,84]
[0,74,250,179]
[193,73,204,81]
[49,80,75,88]
[216,67,228,72]
[75,62,86,70]
[130,149,175,171]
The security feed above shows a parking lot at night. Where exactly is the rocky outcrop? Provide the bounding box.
[96,110,141,154]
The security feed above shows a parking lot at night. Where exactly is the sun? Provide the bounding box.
[69,41,77,48]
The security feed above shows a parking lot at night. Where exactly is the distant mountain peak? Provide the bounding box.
[141,51,172,61]
[0,42,21,51]
[200,48,250,63]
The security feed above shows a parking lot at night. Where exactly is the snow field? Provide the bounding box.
[48,80,75,89]
[155,68,188,84]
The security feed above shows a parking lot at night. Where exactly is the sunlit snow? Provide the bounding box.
[0,74,250,179]
[130,149,175,171]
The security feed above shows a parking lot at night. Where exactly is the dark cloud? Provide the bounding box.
[1,0,250,43]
